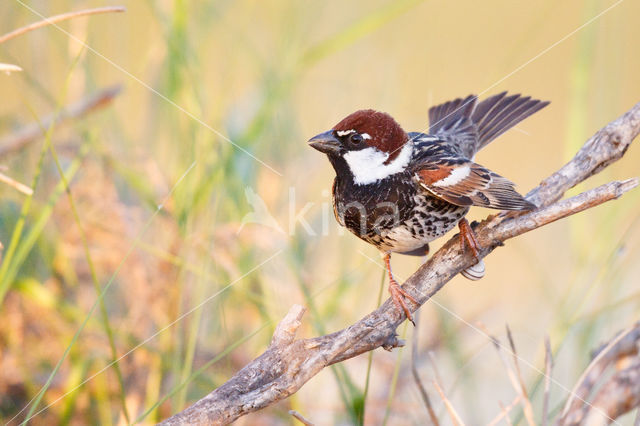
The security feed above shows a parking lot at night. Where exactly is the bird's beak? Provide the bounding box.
[308,130,341,155]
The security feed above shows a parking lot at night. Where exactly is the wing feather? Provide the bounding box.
[332,178,345,227]
[415,160,535,211]
[427,92,549,158]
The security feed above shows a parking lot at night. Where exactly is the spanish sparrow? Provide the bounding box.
[309,92,548,324]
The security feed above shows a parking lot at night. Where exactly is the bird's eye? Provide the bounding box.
[349,133,363,144]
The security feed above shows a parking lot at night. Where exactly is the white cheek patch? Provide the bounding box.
[432,165,471,187]
[336,129,355,137]
[344,143,413,185]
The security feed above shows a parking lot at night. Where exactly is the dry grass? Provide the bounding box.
[0,6,125,44]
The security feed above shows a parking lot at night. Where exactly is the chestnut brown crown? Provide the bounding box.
[334,109,408,158]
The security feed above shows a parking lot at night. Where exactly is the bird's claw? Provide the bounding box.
[458,218,481,263]
[389,278,418,326]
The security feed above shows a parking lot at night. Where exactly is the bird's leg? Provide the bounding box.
[458,218,481,263]
[383,253,418,326]
[458,219,486,280]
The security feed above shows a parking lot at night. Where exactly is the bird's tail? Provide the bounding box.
[472,92,549,151]
[428,92,549,157]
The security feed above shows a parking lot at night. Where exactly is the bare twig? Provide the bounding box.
[0,85,122,156]
[480,324,536,426]
[160,102,640,425]
[559,322,640,425]
[0,6,126,45]
[583,360,640,422]
[488,395,521,426]
[271,304,306,346]
[0,63,22,73]
[432,379,465,426]
[498,401,514,426]
[289,410,315,426]
[411,311,439,425]
[542,336,553,426]
[506,325,536,426]
[0,171,33,195]
[561,322,640,418]
[526,101,640,208]
[427,351,445,389]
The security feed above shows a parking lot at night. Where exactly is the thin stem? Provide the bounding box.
[46,135,131,422]
[0,6,126,44]
[382,321,409,425]
[411,310,439,425]
[361,268,387,424]
[133,323,269,424]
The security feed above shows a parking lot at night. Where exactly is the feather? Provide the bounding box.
[427,92,549,158]
[415,160,536,211]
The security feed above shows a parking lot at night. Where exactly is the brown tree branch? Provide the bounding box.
[160,101,640,425]
[586,360,640,422]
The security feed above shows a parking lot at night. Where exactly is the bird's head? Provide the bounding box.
[308,109,412,185]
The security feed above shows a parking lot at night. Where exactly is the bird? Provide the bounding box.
[308,92,548,325]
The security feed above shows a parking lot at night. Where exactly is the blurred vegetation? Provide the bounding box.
[0,0,639,424]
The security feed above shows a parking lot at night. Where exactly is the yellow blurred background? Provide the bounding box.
[1,0,639,424]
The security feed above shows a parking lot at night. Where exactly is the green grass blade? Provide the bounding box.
[1,146,87,292]
[17,160,196,424]
[45,134,131,423]
[0,123,52,304]
[291,254,361,423]
[133,323,269,424]
[299,0,425,69]
[360,268,386,425]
